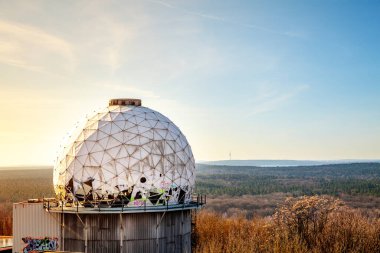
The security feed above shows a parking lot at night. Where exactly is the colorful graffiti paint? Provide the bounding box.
[22,237,58,253]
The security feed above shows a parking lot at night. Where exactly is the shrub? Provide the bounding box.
[196,196,380,253]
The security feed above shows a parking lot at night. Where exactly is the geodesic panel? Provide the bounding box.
[53,103,195,207]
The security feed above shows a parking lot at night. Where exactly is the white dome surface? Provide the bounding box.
[54,102,195,206]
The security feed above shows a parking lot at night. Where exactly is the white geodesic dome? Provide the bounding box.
[53,99,195,206]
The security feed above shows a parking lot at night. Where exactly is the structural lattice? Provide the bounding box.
[53,101,195,207]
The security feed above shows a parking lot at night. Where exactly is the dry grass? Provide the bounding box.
[195,196,380,253]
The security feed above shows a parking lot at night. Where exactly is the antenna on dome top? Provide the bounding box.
[109,98,142,106]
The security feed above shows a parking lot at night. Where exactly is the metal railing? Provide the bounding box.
[43,194,206,213]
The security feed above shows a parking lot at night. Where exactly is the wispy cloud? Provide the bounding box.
[148,0,175,9]
[70,1,140,74]
[147,0,304,38]
[249,84,310,115]
[0,20,76,72]
[87,16,131,73]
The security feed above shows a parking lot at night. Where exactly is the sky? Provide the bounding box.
[0,0,379,166]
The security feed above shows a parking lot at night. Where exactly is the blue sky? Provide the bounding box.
[0,0,379,165]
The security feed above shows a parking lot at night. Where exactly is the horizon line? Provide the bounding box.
[1,158,380,168]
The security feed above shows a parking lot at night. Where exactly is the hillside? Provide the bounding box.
[1,163,380,235]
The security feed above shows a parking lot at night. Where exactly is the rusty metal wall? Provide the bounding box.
[12,202,61,253]
[63,210,192,253]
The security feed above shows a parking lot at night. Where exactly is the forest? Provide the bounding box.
[1,163,380,250]
[197,163,380,197]
[0,168,53,235]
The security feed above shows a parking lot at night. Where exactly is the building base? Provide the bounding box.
[13,200,202,253]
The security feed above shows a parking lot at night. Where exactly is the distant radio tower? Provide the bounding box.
[229,152,231,160]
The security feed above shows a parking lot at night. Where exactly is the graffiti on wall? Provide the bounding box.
[22,237,59,253]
